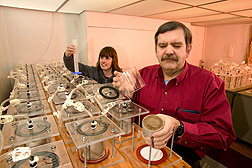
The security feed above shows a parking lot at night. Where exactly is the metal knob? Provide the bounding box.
[81,136,86,142]
[6,157,12,163]
[51,145,56,152]
[9,136,15,142]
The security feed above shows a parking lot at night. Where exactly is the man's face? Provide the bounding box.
[156,28,191,73]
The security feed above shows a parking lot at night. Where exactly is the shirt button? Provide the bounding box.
[164,92,167,95]
[161,108,164,111]
[200,147,203,150]
[176,83,178,86]
[184,141,188,144]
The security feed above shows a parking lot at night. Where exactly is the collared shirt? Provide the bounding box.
[134,62,236,158]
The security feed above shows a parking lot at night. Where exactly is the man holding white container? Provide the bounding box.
[113,21,236,167]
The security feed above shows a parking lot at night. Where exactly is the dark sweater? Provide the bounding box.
[63,55,115,84]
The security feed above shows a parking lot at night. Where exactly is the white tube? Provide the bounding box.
[72,39,79,73]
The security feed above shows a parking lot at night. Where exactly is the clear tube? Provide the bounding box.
[72,39,80,74]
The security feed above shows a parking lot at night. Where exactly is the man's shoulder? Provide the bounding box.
[188,64,215,76]
[141,64,160,71]
[139,65,160,79]
[187,63,222,84]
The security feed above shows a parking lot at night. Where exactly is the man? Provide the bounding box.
[113,21,236,167]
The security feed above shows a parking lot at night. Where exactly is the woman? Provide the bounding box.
[64,45,122,84]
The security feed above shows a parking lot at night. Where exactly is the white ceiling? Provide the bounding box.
[0,0,251,26]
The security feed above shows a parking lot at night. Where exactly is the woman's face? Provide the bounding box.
[100,56,113,71]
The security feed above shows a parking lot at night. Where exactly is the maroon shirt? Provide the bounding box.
[134,62,236,158]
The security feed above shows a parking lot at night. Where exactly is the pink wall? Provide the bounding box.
[188,26,206,66]
[83,11,204,70]
[203,24,251,68]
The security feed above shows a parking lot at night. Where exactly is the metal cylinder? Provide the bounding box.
[122,118,132,134]
[83,141,105,161]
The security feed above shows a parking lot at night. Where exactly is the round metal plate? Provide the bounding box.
[99,85,119,99]
[77,120,108,136]
[12,151,60,168]
[16,91,40,100]
[16,102,44,114]
[15,120,51,137]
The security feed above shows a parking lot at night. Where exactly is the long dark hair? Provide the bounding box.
[96,46,122,72]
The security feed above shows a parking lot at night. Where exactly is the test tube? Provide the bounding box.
[72,39,81,74]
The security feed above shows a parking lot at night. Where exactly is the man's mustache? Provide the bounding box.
[161,54,178,62]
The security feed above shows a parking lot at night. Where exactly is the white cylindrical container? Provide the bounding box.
[142,115,164,138]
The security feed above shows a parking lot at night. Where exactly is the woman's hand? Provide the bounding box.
[65,44,76,57]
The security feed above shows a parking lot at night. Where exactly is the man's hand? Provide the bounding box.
[65,44,76,57]
[145,114,180,149]
[113,71,134,98]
